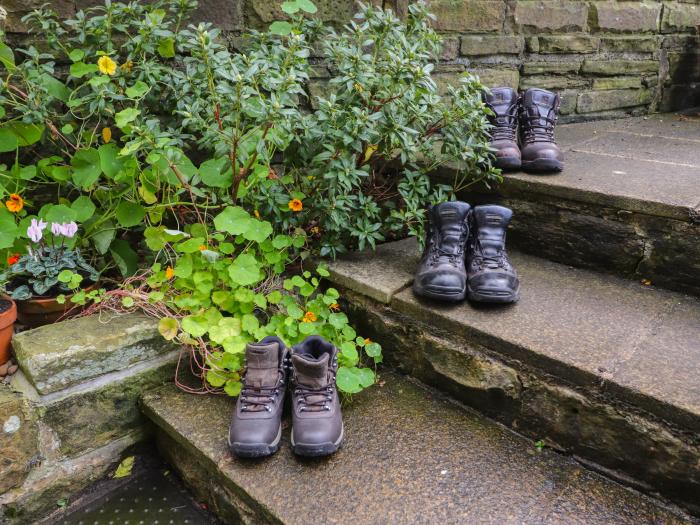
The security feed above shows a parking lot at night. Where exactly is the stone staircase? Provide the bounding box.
[140,113,700,524]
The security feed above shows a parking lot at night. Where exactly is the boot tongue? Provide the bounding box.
[485,87,518,120]
[292,352,330,389]
[475,206,512,257]
[434,202,470,255]
[523,89,558,124]
[245,342,280,388]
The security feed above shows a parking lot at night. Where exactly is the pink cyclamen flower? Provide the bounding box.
[51,222,63,236]
[27,218,47,243]
[60,222,78,238]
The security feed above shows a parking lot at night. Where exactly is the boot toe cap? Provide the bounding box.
[415,269,467,298]
[229,416,280,447]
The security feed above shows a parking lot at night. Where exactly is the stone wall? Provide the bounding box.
[1,0,699,119]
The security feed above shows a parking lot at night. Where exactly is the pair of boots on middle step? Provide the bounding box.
[413,202,520,304]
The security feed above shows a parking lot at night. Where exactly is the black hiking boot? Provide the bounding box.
[467,205,520,303]
[413,201,471,302]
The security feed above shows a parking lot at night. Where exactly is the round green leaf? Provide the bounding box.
[158,317,179,340]
[115,201,145,227]
[228,254,263,286]
[182,314,209,338]
[71,148,101,189]
[71,196,96,222]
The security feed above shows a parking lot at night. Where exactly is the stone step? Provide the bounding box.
[434,112,700,296]
[141,373,695,525]
[326,238,700,514]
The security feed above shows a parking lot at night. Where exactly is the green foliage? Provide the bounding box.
[142,206,380,395]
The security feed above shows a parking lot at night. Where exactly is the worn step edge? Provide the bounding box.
[141,377,696,525]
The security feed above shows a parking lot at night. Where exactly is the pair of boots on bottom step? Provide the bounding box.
[229,335,343,459]
[485,86,564,173]
[414,202,520,304]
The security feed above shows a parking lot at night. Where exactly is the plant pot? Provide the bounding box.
[15,285,95,329]
[0,298,17,366]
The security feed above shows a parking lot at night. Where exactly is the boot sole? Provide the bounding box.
[291,424,344,457]
[228,423,282,458]
[494,156,521,170]
[413,282,466,303]
[467,285,521,304]
[521,158,563,173]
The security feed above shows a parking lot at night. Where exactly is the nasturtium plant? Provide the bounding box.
[110,206,380,395]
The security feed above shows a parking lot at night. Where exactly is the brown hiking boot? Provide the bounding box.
[228,336,290,458]
[290,336,343,457]
[483,87,521,170]
[519,88,563,173]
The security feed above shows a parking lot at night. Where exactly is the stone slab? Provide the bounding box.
[503,150,700,221]
[12,313,178,395]
[327,237,419,304]
[142,374,693,525]
[390,245,678,388]
[327,238,700,428]
[438,114,700,222]
[613,295,700,430]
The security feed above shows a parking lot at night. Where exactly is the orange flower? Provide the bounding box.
[288,199,303,212]
[364,338,371,345]
[7,253,20,265]
[5,194,23,213]
[268,168,278,180]
[254,210,260,219]
[102,127,112,143]
[329,303,340,312]
[302,311,317,323]
[198,245,207,251]
[165,266,174,279]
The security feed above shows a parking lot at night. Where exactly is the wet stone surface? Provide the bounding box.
[142,373,695,525]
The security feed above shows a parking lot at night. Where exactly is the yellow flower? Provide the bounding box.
[310,226,320,235]
[329,303,340,312]
[165,266,174,279]
[98,55,117,76]
[302,311,317,323]
[102,127,112,143]
[364,338,371,345]
[254,210,260,219]
[120,59,134,73]
[5,193,24,213]
[641,278,652,286]
[288,199,303,212]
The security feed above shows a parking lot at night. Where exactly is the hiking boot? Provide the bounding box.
[413,201,471,302]
[483,87,521,170]
[290,336,343,457]
[519,88,563,173]
[467,205,520,303]
[228,336,290,458]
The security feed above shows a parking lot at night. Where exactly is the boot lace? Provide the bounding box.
[486,103,518,142]
[240,369,284,412]
[521,112,557,144]
[295,383,334,412]
[473,237,508,270]
[428,231,468,268]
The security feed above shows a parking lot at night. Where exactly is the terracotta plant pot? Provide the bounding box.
[15,285,95,329]
[0,298,17,366]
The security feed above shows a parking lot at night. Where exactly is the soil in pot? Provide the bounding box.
[15,284,96,329]
[0,298,17,366]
